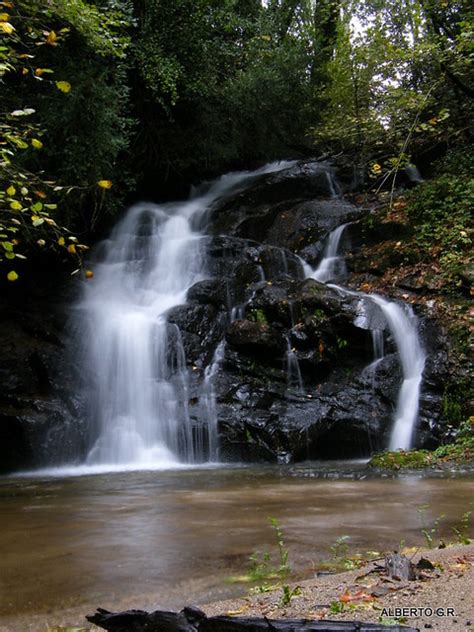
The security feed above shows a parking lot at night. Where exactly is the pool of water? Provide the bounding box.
[0,462,472,628]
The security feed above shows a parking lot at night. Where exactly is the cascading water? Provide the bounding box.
[362,329,385,388]
[306,223,425,451]
[370,296,425,450]
[285,337,304,393]
[310,223,348,283]
[81,161,295,468]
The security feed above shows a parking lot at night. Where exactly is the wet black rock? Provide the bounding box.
[0,292,86,474]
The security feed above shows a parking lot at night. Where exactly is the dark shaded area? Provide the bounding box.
[87,605,419,632]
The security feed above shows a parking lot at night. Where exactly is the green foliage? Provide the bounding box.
[0,2,107,278]
[279,583,301,607]
[312,0,473,172]
[249,309,268,326]
[330,600,345,614]
[132,0,319,183]
[247,517,291,584]
[330,534,350,561]
[336,336,348,350]
[417,504,445,549]
[452,510,472,545]
[406,147,473,287]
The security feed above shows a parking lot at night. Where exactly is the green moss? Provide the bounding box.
[369,449,434,469]
[370,420,474,469]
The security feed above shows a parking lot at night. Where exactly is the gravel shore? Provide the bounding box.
[203,543,474,631]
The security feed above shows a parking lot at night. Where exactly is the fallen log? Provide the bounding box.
[87,605,420,631]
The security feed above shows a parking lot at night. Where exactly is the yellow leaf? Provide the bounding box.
[0,21,14,34]
[226,608,248,616]
[31,139,43,149]
[46,31,57,45]
[371,163,382,174]
[0,12,10,21]
[7,270,18,282]
[56,81,71,93]
[67,244,76,254]
[58,236,65,246]
[97,179,113,189]
[10,200,22,210]
[85,269,94,279]
[6,185,16,196]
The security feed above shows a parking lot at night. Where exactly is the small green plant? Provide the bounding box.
[417,504,445,548]
[330,535,350,560]
[330,600,345,614]
[379,616,408,626]
[249,309,268,326]
[452,511,472,545]
[313,308,326,321]
[247,517,291,583]
[248,551,273,582]
[249,582,273,594]
[269,517,291,577]
[279,584,301,607]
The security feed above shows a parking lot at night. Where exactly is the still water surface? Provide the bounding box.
[1,463,473,626]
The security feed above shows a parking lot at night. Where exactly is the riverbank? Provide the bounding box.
[1,467,473,632]
[203,543,474,632]
[5,542,470,632]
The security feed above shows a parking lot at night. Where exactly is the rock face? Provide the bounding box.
[175,162,453,463]
[0,288,86,474]
[0,160,456,471]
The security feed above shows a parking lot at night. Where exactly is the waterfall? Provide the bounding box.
[306,224,425,451]
[285,337,304,392]
[81,161,295,468]
[325,170,342,198]
[370,296,425,450]
[362,329,385,389]
[198,341,226,461]
[310,223,348,283]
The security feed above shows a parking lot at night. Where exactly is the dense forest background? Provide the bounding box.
[0,0,472,286]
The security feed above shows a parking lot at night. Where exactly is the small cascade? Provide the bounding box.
[81,160,295,468]
[285,337,304,392]
[229,266,265,322]
[370,296,425,450]
[305,221,425,451]
[325,170,342,198]
[371,329,385,361]
[362,329,385,388]
[199,341,225,461]
[310,223,348,283]
[405,163,424,184]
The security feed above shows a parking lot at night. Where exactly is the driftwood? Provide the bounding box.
[87,605,420,632]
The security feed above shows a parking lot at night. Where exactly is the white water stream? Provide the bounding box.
[309,226,426,450]
[310,222,348,283]
[371,296,426,450]
[81,161,295,468]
